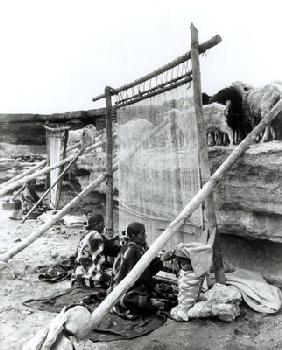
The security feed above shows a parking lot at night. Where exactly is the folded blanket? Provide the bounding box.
[226,269,282,314]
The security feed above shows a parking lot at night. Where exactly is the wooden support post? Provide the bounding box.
[105,86,114,238]
[190,23,226,284]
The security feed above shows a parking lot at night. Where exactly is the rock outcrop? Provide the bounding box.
[209,141,282,243]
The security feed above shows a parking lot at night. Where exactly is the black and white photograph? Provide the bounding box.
[1,1,282,349]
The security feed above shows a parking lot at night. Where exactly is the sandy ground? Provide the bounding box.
[1,210,282,350]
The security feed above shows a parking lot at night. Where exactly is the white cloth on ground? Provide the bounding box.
[226,268,282,314]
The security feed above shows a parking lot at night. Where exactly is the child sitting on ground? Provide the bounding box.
[111,222,164,319]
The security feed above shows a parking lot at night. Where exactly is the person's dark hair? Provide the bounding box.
[86,214,104,230]
[27,179,39,201]
[127,222,145,239]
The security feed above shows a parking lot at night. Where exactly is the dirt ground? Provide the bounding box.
[1,210,282,350]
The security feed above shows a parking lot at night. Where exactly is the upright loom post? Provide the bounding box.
[190,23,226,284]
[105,86,114,238]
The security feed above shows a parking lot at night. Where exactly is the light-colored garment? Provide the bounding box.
[170,242,213,321]
[170,270,205,321]
[176,242,213,277]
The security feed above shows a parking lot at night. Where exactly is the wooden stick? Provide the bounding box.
[105,86,114,238]
[190,23,226,284]
[0,137,110,197]
[0,160,47,189]
[90,99,282,327]
[92,35,222,101]
[21,147,86,224]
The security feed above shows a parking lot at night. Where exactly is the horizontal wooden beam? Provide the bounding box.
[115,71,192,107]
[92,35,222,102]
[115,75,193,108]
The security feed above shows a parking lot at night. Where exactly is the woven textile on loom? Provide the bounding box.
[117,85,204,250]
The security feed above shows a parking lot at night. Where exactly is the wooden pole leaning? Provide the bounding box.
[0,138,109,198]
[105,86,114,238]
[90,99,282,328]
[190,23,226,284]
[0,160,47,189]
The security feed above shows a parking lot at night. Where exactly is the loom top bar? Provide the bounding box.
[92,35,222,102]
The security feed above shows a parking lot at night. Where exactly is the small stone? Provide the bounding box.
[21,309,33,315]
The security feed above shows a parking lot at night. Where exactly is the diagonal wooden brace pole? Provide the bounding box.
[0,139,91,191]
[0,137,114,198]
[105,86,114,238]
[90,99,282,328]
[0,160,47,189]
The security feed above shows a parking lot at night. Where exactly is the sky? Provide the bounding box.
[0,0,282,114]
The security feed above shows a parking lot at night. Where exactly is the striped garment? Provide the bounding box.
[72,230,110,288]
